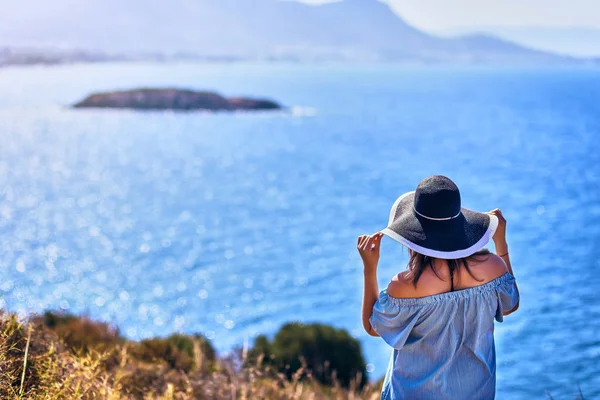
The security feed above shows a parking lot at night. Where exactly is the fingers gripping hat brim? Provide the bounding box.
[381,191,498,259]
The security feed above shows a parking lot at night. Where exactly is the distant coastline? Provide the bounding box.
[2,46,599,68]
[0,46,244,68]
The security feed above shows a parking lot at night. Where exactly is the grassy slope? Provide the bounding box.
[0,311,381,399]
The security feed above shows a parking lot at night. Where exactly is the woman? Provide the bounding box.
[358,176,519,400]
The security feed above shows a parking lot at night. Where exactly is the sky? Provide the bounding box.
[300,0,600,31]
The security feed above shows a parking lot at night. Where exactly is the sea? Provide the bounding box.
[0,62,599,399]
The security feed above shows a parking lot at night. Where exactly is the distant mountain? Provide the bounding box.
[0,0,580,64]
[437,27,600,58]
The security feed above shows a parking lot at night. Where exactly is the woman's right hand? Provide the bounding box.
[357,233,383,274]
[488,208,508,252]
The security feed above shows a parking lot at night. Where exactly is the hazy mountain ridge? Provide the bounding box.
[0,0,584,64]
[437,26,600,57]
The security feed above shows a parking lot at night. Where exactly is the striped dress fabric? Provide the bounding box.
[370,273,519,400]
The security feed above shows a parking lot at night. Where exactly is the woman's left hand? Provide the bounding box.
[357,233,383,273]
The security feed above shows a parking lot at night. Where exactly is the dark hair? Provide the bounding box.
[406,249,490,291]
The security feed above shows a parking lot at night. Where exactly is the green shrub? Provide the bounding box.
[132,333,216,372]
[31,311,122,352]
[249,322,367,389]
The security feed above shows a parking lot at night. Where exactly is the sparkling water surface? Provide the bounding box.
[0,63,599,399]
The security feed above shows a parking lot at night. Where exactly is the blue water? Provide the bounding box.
[1,63,599,399]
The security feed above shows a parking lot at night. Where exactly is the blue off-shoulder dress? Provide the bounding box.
[370,273,519,400]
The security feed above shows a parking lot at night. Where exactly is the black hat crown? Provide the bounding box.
[414,176,461,220]
[382,175,495,259]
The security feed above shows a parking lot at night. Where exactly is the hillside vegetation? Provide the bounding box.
[0,311,381,399]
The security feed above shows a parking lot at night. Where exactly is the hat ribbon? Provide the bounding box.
[413,207,461,221]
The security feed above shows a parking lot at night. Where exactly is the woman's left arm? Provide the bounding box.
[488,209,520,316]
[358,233,383,337]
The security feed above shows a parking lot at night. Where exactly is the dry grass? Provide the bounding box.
[0,311,382,399]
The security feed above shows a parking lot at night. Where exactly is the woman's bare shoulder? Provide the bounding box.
[387,271,417,298]
[387,269,451,298]
[469,253,510,282]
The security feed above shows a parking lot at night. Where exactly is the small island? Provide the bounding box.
[73,88,283,111]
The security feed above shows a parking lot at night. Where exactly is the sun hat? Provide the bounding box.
[381,175,498,259]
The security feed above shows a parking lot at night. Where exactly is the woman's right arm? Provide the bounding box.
[489,209,519,315]
[358,233,383,337]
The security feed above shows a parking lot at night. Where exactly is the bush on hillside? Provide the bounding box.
[249,322,367,389]
[131,333,216,372]
[31,311,122,352]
